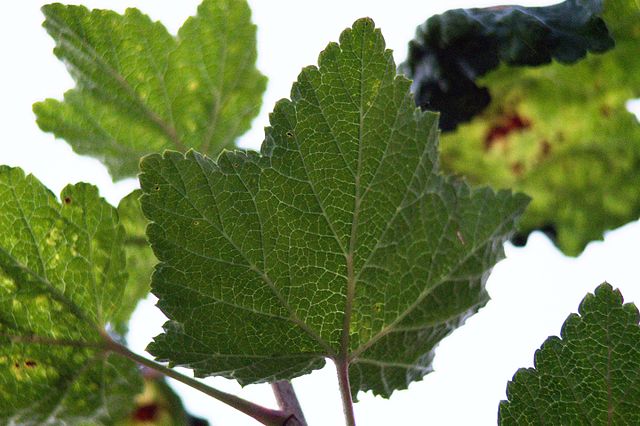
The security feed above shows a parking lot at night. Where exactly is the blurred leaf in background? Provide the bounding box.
[112,190,155,335]
[34,0,266,180]
[403,0,640,255]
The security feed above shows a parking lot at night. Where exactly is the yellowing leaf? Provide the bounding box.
[0,167,141,424]
[404,0,640,255]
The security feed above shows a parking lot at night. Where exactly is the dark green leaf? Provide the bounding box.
[436,0,640,255]
[401,0,614,130]
[0,166,142,424]
[139,19,528,398]
[500,283,640,424]
[34,0,266,180]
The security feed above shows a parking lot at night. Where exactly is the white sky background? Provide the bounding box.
[1,1,639,424]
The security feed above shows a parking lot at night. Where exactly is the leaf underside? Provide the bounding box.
[140,18,528,398]
[404,0,640,256]
[34,0,266,180]
[500,283,640,425]
[0,166,141,424]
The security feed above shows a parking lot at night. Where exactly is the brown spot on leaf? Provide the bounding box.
[539,140,551,160]
[511,162,524,176]
[25,360,37,368]
[133,403,159,422]
[63,196,72,205]
[484,113,531,149]
[286,131,294,138]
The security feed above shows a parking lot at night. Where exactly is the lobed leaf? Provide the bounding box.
[140,18,528,398]
[34,0,266,180]
[0,166,141,424]
[500,283,640,424]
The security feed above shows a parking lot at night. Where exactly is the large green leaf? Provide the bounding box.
[34,0,266,180]
[404,0,640,255]
[0,166,142,424]
[112,190,154,334]
[500,283,640,424]
[139,18,528,398]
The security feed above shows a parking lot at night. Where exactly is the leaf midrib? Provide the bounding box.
[605,307,614,425]
[340,30,367,360]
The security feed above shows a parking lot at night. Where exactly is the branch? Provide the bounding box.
[271,380,307,426]
[103,335,291,426]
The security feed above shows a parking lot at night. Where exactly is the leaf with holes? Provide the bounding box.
[139,18,528,398]
[404,0,640,255]
[34,0,266,180]
[500,283,640,424]
[0,166,141,424]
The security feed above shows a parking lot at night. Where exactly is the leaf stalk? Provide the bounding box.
[271,380,308,426]
[103,335,290,426]
[335,357,356,426]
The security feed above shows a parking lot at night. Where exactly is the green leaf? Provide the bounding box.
[0,166,141,424]
[139,18,528,398]
[499,283,640,424]
[34,0,266,180]
[401,0,614,131]
[111,190,154,334]
[404,0,640,255]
